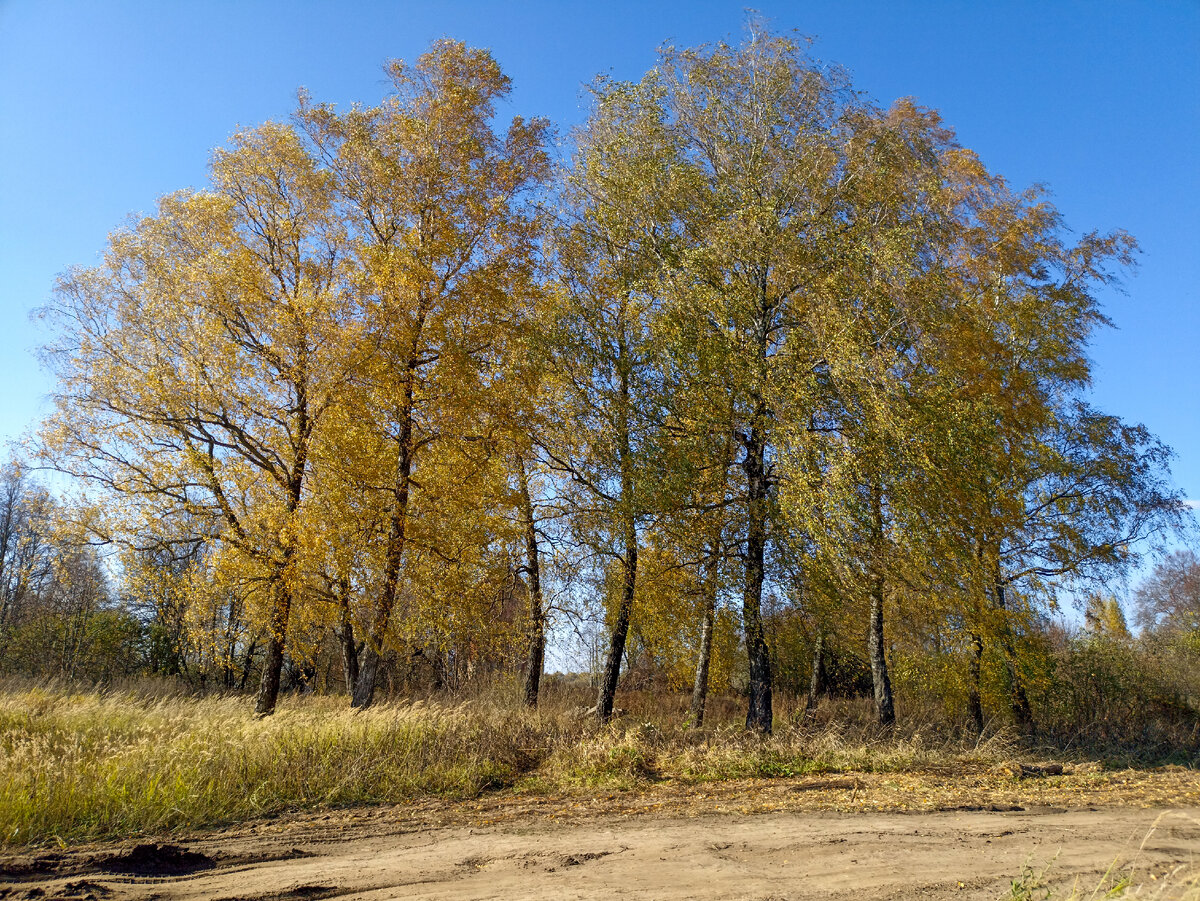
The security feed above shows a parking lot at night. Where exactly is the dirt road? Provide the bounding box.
[3,779,1199,900]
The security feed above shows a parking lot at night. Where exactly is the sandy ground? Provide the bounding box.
[3,774,1199,900]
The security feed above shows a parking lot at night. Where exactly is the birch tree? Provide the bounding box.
[39,122,350,714]
[298,40,549,707]
[647,28,875,733]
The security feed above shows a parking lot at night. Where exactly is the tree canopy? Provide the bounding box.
[31,27,1187,733]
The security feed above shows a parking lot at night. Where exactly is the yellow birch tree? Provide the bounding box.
[39,122,352,714]
[298,40,550,707]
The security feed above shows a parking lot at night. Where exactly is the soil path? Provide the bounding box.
[3,802,1199,901]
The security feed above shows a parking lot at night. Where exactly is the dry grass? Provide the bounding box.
[0,678,1189,847]
[1006,813,1200,900]
[0,681,570,844]
[1008,864,1200,900]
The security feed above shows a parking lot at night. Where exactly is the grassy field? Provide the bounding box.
[1,678,1196,847]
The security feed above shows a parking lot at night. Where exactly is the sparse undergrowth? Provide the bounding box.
[1006,842,1200,900]
[1,679,1197,846]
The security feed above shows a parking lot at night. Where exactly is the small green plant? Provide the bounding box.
[1008,858,1055,900]
[1002,842,1199,900]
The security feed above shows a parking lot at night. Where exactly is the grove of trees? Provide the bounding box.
[14,28,1191,736]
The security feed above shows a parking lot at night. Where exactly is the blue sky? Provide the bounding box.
[2,0,1198,513]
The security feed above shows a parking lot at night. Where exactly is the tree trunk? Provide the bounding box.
[238,637,258,691]
[353,645,382,708]
[867,483,895,727]
[220,595,240,687]
[742,421,773,734]
[1001,647,1033,730]
[354,395,415,710]
[689,550,719,728]
[867,571,895,727]
[991,575,1034,731]
[595,336,639,725]
[524,622,545,708]
[255,640,283,714]
[596,527,637,723]
[968,629,984,734]
[518,459,545,708]
[338,588,360,699]
[805,630,826,714]
[254,629,284,715]
[254,577,292,716]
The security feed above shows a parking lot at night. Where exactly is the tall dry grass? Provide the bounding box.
[0,681,574,844]
[0,677,1031,845]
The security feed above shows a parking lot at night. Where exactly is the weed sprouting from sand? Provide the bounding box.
[1002,814,1200,900]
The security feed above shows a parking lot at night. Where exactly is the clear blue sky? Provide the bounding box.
[2,0,1198,506]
